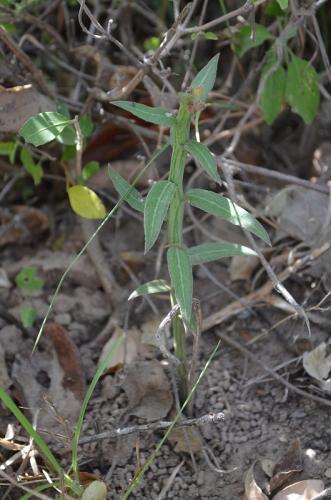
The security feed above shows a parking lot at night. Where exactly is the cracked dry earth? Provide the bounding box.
[0,214,331,500]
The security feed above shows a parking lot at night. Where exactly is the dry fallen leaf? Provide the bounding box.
[270,439,303,493]
[82,480,107,500]
[303,343,331,382]
[168,426,203,453]
[0,206,49,248]
[273,479,324,500]
[99,325,140,370]
[0,84,55,133]
[122,360,173,421]
[244,462,268,500]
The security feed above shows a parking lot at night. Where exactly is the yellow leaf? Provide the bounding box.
[68,185,106,219]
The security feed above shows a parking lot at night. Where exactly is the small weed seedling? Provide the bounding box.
[110,54,270,401]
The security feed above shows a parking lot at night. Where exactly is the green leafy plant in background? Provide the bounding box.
[233,1,320,125]
[111,54,270,401]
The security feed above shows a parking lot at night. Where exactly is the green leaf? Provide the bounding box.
[112,101,176,127]
[56,124,76,145]
[188,242,257,266]
[276,0,288,9]
[68,185,106,219]
[186,189,270,244]
[234,24,273,58]
[128,279,171,300]
[261,64,286,124]
[20,305,37,328]
[109,168,145,213]
[19,112,71,146]
[167,246,193,325]
[185,140,220,181]
[191,31,218,41]
[80,115,94,138]
[144,36,161,51]
[265,0,285,16]
[20,147,43,185]
[144,180,177,252]
[82,161,100,181]
[0,141,16,161]
[15,267,45,290]
[285,55,320,124]
[191,54,220,101]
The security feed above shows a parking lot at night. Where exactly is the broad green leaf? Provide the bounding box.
[185,140,220,181]
[188,242,257,266]
[261,65,286,124]
[20,147,43,185]
[80,115,94,138]
[191,54,220,101]
[109,168,145,213]
[82,161,100,181]
[234,24,273,58]
[128,279,171,300]
[19,112,71,146]
[265,0,285,16]
[167,247,193,325]
[68,185,106,219]
[15,267,45,290]
[56,124,76,145]
[0,141,15,159]
[20,305,37,328]
[276,0,288,9]
[112,101,176,127]
[186,189,270,244]
[61,145,76,161]
[285,55,320,124]
[144,180,177,252]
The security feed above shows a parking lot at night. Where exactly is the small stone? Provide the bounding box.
[54,313,71,326]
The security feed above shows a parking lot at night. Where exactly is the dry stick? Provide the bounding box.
[0,28,54,98]
[202,242,331,332]
[77,411,225,446]
[217,330,331,408]
[220,157,330,196]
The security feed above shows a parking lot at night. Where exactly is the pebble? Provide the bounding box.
[197,471,205,486]
[54,313,71,326]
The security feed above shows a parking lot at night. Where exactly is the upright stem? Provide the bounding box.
[168,95,192,402]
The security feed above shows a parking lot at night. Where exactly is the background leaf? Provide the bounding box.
[109,168,145,213]
[144,180,177,252]
[19,112,70,146]
[129,279,171,300]
[185,140,220,181]
[261,64,286,124]
[81,161,100,182]
[20,147,43,185]
[186,189,270,244]
[276,0,288,9]
[285,55,320,124]
[191,53,219,101]
[20,305,37,328]
[188,243,257,265]
[234,24,273,58]
[15,267,44,290]
[68,185,106,219]
[167,247,193,325]
[112,101,176,127]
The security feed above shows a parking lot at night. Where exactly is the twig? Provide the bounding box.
[217,331,331,408]
[77,411,225,445]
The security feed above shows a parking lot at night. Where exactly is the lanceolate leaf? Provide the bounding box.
[285,55,320,124]
[109,168,145,213]
[144,180,177,253]
[188,243,257,266]
[167,247,193,325]
[191,53,219,101]
[234,24,273,58]
[128,279,171,300]
[185,140,220,181]
[112,101,176,127]
[19,112,71,146]
[186,189,270,244]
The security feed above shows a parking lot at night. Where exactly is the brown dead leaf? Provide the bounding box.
[168,426,203,453]
[303,343,331,382]
[0,84,55,133]
[273,479,324,500]
[230,255,260,282]
[99,325,140,371]
[270,439,303,493]
[122,360,173,421]
[244,462,268,500]
[79,471,100,486]
[0,206,49,247]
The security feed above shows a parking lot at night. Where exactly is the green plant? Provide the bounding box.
[15,266,45,328]
[111,54,270,401]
